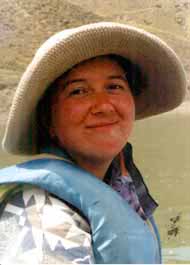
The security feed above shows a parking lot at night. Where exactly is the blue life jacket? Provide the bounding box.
[0,157,161,263]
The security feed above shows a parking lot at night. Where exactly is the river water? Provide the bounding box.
[0,105,190,263]
[130,107,190,263]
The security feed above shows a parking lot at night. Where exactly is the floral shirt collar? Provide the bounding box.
[105,143,158,219]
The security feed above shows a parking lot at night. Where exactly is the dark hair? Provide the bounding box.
[36,54,145,149]
[106,54,144,97]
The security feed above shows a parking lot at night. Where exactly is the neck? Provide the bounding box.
[74,157,112,180]
[44,144,112,180]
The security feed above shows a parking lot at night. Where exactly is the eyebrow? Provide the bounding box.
[64,79,86,87]
[108,75,127,81]
[64,75,127,87]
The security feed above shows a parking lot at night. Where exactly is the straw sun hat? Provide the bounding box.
[2,22,187,155]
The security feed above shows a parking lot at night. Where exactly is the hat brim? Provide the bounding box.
[2,22,187,155]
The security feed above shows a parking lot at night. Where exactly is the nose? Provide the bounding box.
[90,92,115,115]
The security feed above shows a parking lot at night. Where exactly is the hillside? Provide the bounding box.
[0,0,189,126]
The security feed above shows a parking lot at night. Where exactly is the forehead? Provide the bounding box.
[62,56,125,81]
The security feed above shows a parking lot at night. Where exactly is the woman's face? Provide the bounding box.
[50,57,135,163]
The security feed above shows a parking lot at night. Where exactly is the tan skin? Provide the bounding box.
[50,57,135,180]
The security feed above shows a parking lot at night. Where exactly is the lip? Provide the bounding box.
[86,121,119,128]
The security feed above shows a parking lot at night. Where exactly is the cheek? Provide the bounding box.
[116,94,135,121]
[52,98,90,128]
[116,95,135,141]
[51,99,90,148]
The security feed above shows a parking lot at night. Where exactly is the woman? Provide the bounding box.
[0,22,187,264]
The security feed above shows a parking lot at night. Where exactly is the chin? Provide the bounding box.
[87,147,122,161]
[67,141,126,163]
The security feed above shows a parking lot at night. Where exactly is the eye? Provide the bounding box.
[68,87,89,97]
[107,83,125,92]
